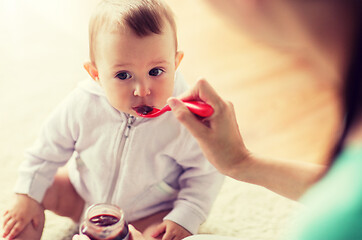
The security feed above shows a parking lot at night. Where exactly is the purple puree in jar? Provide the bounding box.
[81,214,129,240]
[90,215,119,227]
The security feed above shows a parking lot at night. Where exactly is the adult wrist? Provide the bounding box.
[225,148,254,181]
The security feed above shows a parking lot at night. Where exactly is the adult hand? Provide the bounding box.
[167,79,250,178]
[72,224,145,240]
[168,79,327,200]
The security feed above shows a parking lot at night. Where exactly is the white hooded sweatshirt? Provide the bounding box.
[14,72,224,234]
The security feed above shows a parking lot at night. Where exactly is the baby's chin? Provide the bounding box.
[129,112,140,118]
[126,109,141,118]
[112,106,139,118]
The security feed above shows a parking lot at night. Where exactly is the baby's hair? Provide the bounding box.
[88,0,177,65]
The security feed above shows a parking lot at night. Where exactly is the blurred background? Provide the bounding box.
[0,0,340,239]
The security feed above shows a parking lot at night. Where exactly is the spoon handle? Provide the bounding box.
[182,100,214,117]
[136,100,213,118]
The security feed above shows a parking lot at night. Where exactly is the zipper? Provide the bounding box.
[124,115,135,138]
[106,114,136,203]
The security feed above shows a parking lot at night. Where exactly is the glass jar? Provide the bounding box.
[79,203,129,240]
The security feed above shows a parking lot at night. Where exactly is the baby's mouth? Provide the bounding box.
[132,105,154,115]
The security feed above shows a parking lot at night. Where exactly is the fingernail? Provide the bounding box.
[167,98,179,109]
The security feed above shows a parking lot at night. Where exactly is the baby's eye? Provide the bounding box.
[149,68,164,77]
[116,71,132,80]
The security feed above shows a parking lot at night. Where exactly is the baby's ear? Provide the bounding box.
[83,62,99,82]
[175,51,184,69]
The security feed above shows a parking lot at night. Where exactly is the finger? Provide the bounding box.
[2,211,11,228]
[179,79,223,108]
[161,230,174,240]
[7,221,23,240]
[3,210,9,217]
[3,218,16,237]
[128,224,143,239]
[150,222,166,238]
[167,98,209,138]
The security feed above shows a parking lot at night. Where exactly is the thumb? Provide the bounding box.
[167,97,208,138]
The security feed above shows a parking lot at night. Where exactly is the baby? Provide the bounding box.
[1,0,224,240]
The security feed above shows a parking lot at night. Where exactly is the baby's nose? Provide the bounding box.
[133,83,151,97]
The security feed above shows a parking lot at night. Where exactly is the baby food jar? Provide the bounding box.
[79,203,129,240]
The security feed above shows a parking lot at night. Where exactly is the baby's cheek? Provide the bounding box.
[158,89,173,105]
[163,80,175,96]
[106,94,130,113]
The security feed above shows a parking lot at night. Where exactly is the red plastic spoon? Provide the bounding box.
[134,100,214,118]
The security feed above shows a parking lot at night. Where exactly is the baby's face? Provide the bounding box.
[95,23,182,117]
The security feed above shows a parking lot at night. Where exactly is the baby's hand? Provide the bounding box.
[151,220,191,240]
[2,194,43,239]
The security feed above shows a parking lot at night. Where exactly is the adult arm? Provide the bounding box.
[167,79,326,200]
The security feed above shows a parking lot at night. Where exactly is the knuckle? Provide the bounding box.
[219,100,234,114]
[13,226,21,233]
[226,100,234,108]
[5,211,13,217]
[214,100,227,112]
[14,214,23,221]
[18,218,25,225]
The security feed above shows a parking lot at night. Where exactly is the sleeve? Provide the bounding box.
[163,129,225,234]
[13,90,80,203]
